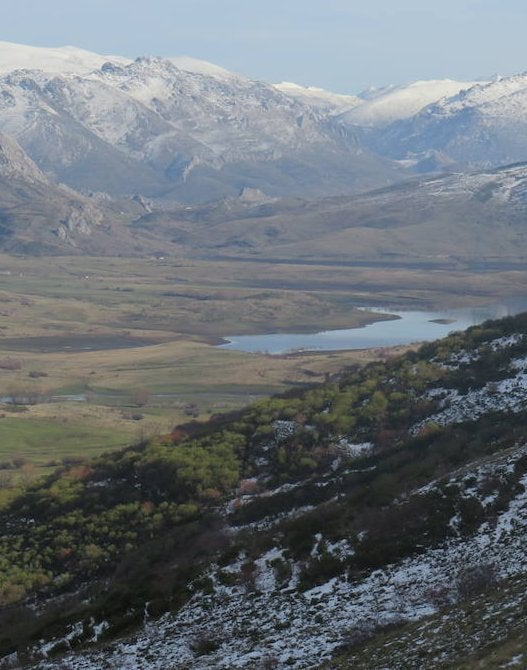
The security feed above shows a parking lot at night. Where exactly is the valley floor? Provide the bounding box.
[2,252,517,480]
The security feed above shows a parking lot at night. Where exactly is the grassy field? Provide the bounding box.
[0,253,525,479]
[0,417,130,466]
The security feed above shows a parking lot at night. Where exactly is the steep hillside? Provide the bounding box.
[0,131,106,253]
[2,313,527,668]
[0,132,172,255]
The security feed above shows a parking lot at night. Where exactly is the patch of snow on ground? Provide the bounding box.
[439,334,524,370]
[490,334,524,351]
[29,459,527,670]
[413,369,527,433]
[272,420,297,441]
[254,548,283,593]
[511,356,527,372]
[336,438,373,458]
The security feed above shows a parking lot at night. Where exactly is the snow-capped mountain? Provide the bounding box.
[1,40,527,201]
[0,42,399,202]
[88,57,332,163]
[273,81,361,114]
[360,72,527,169]
[0,40,129,74]
[341,78,481,127]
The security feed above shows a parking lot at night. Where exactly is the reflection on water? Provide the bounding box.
[219,297,527,355]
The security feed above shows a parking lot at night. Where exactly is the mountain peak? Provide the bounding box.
[343,78,482,126]
[0,40,130,74]
[168,55,241,80]
[0,40,247,84]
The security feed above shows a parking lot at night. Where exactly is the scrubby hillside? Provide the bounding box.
[2,313,527,668]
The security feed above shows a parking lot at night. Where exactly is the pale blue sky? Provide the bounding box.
[2,0,527,92]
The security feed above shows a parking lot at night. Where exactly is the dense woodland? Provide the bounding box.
[2,313,527,662]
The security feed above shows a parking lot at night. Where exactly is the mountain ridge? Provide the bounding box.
[0,52,399,202]
[361,71,527,171]
[340,78,481,127]
[1,41,527,204]
[0,40,130,74]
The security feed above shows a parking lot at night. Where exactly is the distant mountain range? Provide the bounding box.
[1,41,527,259]
[0,42,397,203]
[1,40,522,206]
[3,122,527,263]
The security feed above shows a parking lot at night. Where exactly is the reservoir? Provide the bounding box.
[219,298,527,355]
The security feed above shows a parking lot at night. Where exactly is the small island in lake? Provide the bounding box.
[429,318,457,325]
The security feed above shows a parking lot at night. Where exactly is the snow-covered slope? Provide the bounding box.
[31,456,527,669]
[168,55,241,80]
[435,72,527,116]
[364,72,527,168]
[341,78,481,127]
[87,57,328,161]
[0,40,129,74]
[274,81,361,114]
[0,51,398,201]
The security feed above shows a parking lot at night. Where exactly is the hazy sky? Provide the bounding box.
[2,0,527,92]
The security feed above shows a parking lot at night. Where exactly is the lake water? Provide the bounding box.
[219,297,527,355]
